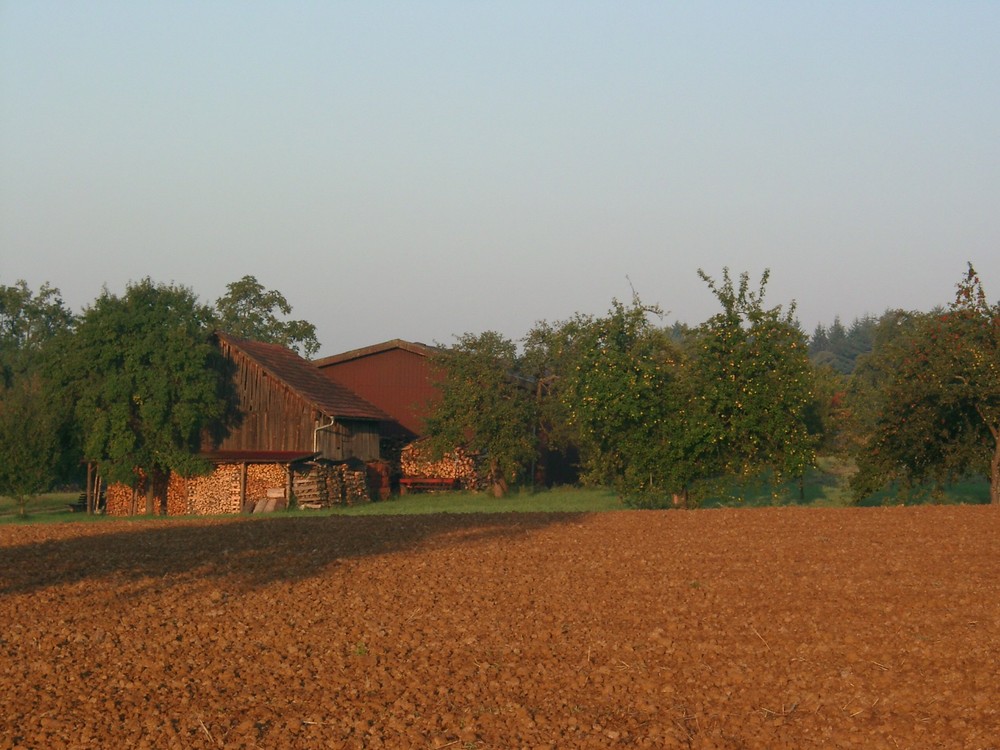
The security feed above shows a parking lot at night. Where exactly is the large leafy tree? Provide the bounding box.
[852,265,1000,504]
[0,280,75,385]
[521,313,595,474]
[214,275,320,357]
[58,279,234,513]
[0,374,62,516]
[555,298,689,502]
[424,331,537,496]
[0,280,76,512]
[686,269,815,492]
[527,279,815,506]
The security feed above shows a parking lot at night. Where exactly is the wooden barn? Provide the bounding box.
[215,332,387,461]
[314,339,464,493]
[314,339,443,441]
[103,333,390,516]
[312,337,579,491]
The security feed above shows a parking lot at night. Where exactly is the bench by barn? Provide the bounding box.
[68,494,88,512]
[398,477,460,494]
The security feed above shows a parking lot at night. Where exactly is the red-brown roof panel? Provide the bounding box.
[216,332,389,422]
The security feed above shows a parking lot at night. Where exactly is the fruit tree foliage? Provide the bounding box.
[852,265,1000,504]
[424,331,538,494]
[556,298,689,500]
[686,269,815,490]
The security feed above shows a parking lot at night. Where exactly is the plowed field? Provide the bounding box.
[1,506,998,749]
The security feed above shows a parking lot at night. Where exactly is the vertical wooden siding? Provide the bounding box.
[314,421,380,461]
[213,341,380,461]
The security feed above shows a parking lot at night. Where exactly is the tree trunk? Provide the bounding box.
[488,459,507,498]
[145,468,168,515]
[991,434,1000,505]
[491,474,508,498]
[145,483,155,515]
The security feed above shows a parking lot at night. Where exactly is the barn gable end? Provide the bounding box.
[314,339,442,440]
[213,332,387,462]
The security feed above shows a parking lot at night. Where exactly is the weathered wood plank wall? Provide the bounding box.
[214,340,379,461]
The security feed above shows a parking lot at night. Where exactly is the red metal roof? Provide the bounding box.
[216,332,389,422]
[314,339,446,438]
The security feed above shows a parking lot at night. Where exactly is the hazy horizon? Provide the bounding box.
[3,2,998,356]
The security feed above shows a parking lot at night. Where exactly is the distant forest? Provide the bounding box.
[807,315,879,374]
[673,314,880,375]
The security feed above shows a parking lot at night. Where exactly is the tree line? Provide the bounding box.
[0,276,317,515]
[425,264,1000,506]
[2,264,998,513]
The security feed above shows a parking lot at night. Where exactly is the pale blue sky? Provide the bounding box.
[2,1,998,355]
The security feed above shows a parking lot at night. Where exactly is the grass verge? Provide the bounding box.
[324,486,625,516]
[3,464,991,525]
[0,492,83,523]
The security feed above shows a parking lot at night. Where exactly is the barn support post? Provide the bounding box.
[285,464,293,510]
[239,462,248,513]
[86,462,94,514]
[93,470,101,514]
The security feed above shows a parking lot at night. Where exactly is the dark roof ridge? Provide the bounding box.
[216,331,389,421]
[314,338,442,367]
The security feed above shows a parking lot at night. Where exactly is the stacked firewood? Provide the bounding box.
[247,464,286,509]
[292,470,326,508]
[106,472,153,516]
[105,483,136,516]
[166,464,288,515]
[167,472,194,516]
[185,464,242,515]
[342,468,368,505]
[293,462,370,508]
[400,440,479,489]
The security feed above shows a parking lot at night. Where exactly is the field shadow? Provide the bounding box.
[0,512,589,597]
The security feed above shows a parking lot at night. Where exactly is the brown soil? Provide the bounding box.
[1,507,998,749]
